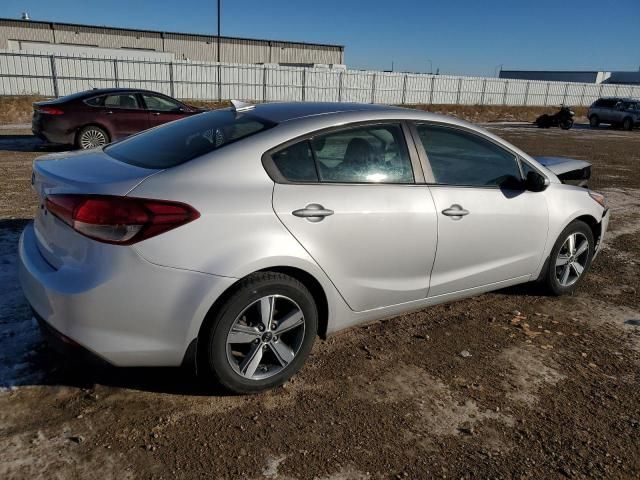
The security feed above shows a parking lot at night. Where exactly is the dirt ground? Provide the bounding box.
[0,121,639,480]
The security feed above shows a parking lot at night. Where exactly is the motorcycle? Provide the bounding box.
[535,105,575,130]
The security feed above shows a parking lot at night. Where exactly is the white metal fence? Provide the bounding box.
[1,52,639,106]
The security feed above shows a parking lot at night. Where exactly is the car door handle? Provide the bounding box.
[441,204,469,219]
[292,204,334,222]
[151,112,161,116]
[105,110,113,115]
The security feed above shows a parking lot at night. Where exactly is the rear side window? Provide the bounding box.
[416,124,520,187]
[106,110,275,168]
[272,142,318,182]
[312,124,414,183]
[84,96,103,107]
[104,94,141,109]
[269,124,414,184]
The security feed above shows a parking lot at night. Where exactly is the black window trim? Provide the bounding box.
[262,120,426,186]
[409,120,540,189]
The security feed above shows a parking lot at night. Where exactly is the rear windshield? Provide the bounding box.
[105,109,276,168]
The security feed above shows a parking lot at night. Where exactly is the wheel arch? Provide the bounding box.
[574,214,602,247]
[192,265,330,370]
[259,266,329,340]
[535,212,602,282]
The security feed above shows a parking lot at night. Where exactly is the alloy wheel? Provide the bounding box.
[555,232,589,287]
[80,128,107,149]
[225,295,305,380]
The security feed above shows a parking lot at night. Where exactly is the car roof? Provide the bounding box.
[597,97,637,102]
[247,102,406,123]
[79,88,171,97]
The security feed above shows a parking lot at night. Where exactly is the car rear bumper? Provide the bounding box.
[19,222,236,366]
[32,116,75,145]
[34,309,112,368]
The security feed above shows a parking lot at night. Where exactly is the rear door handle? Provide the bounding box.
[441,204,469,219]
[105,110,114,115]
[292,203,334,222]
[151,112,161,116]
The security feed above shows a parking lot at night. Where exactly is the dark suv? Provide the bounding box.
[588,97,640,131]
[32,88,204,149]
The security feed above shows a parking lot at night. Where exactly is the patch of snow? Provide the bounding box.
[0,220,45,391]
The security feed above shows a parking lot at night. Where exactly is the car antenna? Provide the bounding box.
[230,99,255,112]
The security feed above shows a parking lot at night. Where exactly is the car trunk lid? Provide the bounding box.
[32,149,161,269]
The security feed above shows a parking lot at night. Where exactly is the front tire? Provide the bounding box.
[543,220,594,296]
[623,117,633,131]
[202,272,317,394]
[76,125,109,150]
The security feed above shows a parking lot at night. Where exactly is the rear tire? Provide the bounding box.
[76,125,109,150]
[623,117,633,131]
[543,220,594,296]
[202,272,317,394]
[589,115,600,128]
[535,115,549,128]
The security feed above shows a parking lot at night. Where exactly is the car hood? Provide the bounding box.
[535,156,591,185]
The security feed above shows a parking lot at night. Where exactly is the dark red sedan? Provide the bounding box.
[32,88,205,149]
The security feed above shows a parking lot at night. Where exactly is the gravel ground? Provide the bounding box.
[0,123,639,480]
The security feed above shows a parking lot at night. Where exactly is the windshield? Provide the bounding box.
[105,109,276,169]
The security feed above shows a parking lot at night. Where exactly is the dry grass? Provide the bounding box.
[0,96,46,124]
[0,95,588,126]
[407,104,589,123]
[183,99,231,110]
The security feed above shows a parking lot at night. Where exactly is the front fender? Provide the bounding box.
[532,184,607,278]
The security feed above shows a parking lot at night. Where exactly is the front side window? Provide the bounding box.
[311,124,414,183]
[143,94,181,111]
[416,124,521,187]
[103,94,140,109]
[106,110,275,168]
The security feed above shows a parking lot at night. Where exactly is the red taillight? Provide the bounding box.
[45,195,200,245]
[36,106,64,115]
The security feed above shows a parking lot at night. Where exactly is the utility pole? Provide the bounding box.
[217,0,222,101]
[217,0,221,62]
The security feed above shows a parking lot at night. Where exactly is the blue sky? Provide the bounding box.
[2,0,638,76]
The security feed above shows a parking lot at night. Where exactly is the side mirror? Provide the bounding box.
[525,170,550,192]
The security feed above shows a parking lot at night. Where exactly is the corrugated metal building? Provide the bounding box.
[0,18,345,65]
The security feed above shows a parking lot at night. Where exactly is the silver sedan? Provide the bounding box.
[19,101,610,393]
